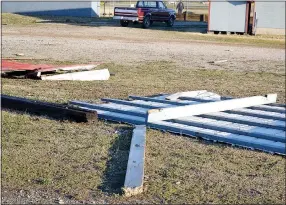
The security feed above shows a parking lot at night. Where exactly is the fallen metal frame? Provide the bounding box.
[128,95,285,122]
[69,91,286,197]
[99,98,285,130]
[71,100,285,143]
[74,106,285,155]
[70,92,285,155]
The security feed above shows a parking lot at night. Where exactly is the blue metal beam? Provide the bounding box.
[179,96,285,114]
[225,110,285,121]
[148,121,285,155]
[86,109,285,155]
[70,100,285,143]
[173,118,285,143]
[101,98,155,109]
[129,95,191,106]
[70,101,146,117]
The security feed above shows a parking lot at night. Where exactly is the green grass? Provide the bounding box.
[149,30,285,49]
[2,111,130,200]
[1,13,41,25]
[1,13,113,25]
[2,61,285,103]
[2,60,285,204]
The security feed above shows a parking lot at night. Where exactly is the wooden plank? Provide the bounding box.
[2,60,53,71]
[1,94,97,123]
[41,69,110,81]
[123,125,147,197]
[146,94,277,122]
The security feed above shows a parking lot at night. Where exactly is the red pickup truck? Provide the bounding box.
[113,1,176,28]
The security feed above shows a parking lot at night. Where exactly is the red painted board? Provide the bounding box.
[1,60,54,71]
[1,60,103,72]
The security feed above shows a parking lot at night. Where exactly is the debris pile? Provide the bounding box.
[1,60,109,81]
[3,91,285,197]
[70,91,285,155]
[68,90,285,196]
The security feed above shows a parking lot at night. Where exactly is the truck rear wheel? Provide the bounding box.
[120,20,129,27]
[142,16,151,28]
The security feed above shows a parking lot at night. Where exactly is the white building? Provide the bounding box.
[2,1,100,17]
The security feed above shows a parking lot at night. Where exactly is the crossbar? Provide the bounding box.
[146,94,277,122]
[100,98,285,130]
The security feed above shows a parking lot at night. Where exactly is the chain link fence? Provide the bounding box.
[99,1,208,19]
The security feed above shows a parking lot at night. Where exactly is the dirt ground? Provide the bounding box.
[2,23,285,73]
[1,19,286,205]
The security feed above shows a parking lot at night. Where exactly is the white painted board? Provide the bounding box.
[41,69,110,81]
[147,94,277,122]
[123,125,146,197]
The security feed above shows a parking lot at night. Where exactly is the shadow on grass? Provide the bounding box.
[98,125,133,195]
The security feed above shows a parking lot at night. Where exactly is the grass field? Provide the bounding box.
[1,12,286,204]
[2,60,286,204]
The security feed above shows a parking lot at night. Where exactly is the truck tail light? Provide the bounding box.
[138,8,143,17]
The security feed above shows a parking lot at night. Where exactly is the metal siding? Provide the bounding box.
[2,1,99,17]
[255,2,285,29]
[209,1,247,32]
[91,1,100,17]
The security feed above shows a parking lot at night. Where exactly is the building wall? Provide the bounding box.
[254,1,285,35]
[2,1,100,17]
[209,1,247,33]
